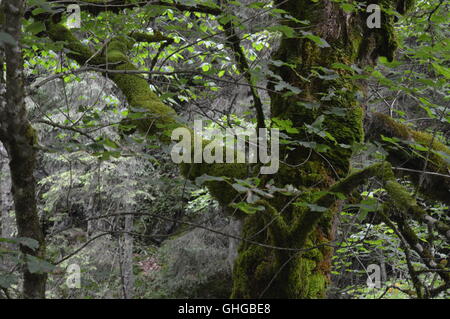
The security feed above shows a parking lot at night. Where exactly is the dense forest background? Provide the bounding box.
[0,0,449,299]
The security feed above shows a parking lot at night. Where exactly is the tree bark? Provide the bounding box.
[0,0,47,298]
[120,212,134,299]
[1,150,15,242]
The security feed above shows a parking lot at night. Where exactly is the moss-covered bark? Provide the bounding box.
[230,0,415,298]
[367,112,450,205]
[44,23,179,138]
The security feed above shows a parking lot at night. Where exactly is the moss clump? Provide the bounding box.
[412,130,450,154]
[45,24,179,137]
[178,135,252,209]
[384,180,416,210]
[231,213,277,298]
[369,113,450,204]
[105,36,134,62]
[25,125,39,146]
[230,195,334,298]
[110,62,178,133]
[46,22,102,65]
[102,36,178,134]
[289,256,327,298]
[369,112,411,139]
[232,229,330,298]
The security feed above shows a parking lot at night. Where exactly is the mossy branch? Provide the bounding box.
[44,22,179,136]
[367,112,450,204]
[35,0,222,16]
[253,200,290,246]
[383,179,450,241]
[42,22,255,203]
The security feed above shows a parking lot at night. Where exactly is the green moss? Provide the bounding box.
[370,114,450,203]
[412,130,450,154]
[289,256,327,298]
[371,112,450,164]
[402,0,416,13]
[238,17,368,293]
[411,130,450,172]
[46,23,102,65]
[371,113,410,139]
[178,135,257,209]
[231,197,333,299]
[25,125,39,146]
[105,36,134,63]
[298,161,329,186]
[45,24,179,137]
[348,26,364,61]
[110,62,177,131]
[323,103,364,175]
[384,180,416,210]
[231,214,277,298]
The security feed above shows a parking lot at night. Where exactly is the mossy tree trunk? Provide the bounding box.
[0,0,47,298]
[230,0,413,298]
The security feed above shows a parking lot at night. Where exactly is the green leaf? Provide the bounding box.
[272,118,299,133]
[0,237,39,250]
[331,63,354,73]
[101,137,120,149]
[0,273,17,289]
[195,174,226,185]
[201,63,211,72]
[300,32,330,48]
[26,255,55,274]
[295,202,328,212]
[232,183,249,193]
[26,22,46,35]
[230,202,265,215]
[0,32,16,45]
[340,3,355,12]
[432,63,450,79]
[268,25,296,38]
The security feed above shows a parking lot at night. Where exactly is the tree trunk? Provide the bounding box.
[0,0,47,299]
[1,150,15,241]
[120,211,134,299]
[231,0,412,298]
